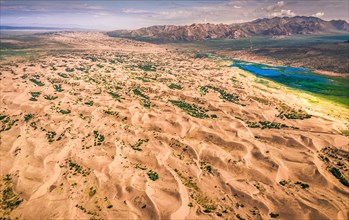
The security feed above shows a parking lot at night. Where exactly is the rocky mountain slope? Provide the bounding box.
[108,16,349,41]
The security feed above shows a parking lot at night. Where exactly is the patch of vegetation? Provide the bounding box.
[58,73,69,78]
[0,174,23,217]
[199,86,209,95]
[136,77,151,82]
[168,83,182,90]
[175,169,217,214]
[30,121,37,130]
[200,86,239,103]
[249,96,270,105]
[76,67,86,71]
[46,131,56,143]
[169,100,209,119]
[85,100,94,106]
[247,121,289,129]
[133,88,148,99]
[134,163,147,170]
[56,132,64,141]
[200,161,213,174]
[279,180,289,186]
[270,213,279,218]
[192,193,216,213]
[59,109,71,115]
[79,114,92,123]
[147,170,159,181]
[174,169,199,191]
[0,116,18,133]
[133,89,150,108]
[194,53,209,58]
[295,181,309,189]
[29,91,41,101]
[137,63,156,71]
[30,78,45,86]
[340,130,349,137]
[89,187,96,197]
[24,114,33,122]
[330,167,349,187]
[236,214,245,220]
[255,78,269,85]
[278,109,312,120]
[318,147,349,187]
[65,68,74,72]
[93,130,105,146]
[53,84,64,92]
[108,92,122,102]
[67,159,91,176]
[130,139,149,151]
[44,95,58,100]
[103,108,119,117]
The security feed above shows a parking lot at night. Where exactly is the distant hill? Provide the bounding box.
[107,16,349,41]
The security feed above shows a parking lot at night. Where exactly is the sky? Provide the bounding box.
[1,0,348,30]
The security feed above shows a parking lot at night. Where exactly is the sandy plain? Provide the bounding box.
[0,32,348,220]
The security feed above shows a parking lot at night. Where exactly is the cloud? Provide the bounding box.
[312,11,324,17]
[234,5,242,9]
[271,9,296,17]
[277,1,285,7]
[266,1,285,12]
[122,8,152,14]
[259,1,296,18]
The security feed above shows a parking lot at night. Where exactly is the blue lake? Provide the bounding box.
[230,60,349,106]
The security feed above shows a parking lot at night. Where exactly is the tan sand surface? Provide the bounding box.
[0,32,348,220]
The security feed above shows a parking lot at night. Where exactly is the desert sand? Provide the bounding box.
[0,32,348,220]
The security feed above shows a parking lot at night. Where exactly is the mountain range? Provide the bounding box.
[107,16,349,41]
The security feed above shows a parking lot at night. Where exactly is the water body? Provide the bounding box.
[231,60,349,106]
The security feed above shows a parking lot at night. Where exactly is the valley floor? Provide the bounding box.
[0,32,348,220]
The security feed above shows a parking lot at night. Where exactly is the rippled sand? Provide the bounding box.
[0,32,348,220]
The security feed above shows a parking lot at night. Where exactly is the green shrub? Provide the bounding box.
[24,114,33,122]
[138,63,156,71]
[53,84,64,92]
[89,187,96,197]
[147,170,159,181]
[58,73,69,78]
[330,167,349,187]
[168,83,182,90]
[30,78,45,86]
[109,92,121,101]
[295,181,309,189]
[270,213,279,218]
[29,92,41,101]
[130,139,148,151]
[170,100,209,119]
[44,95,58,100]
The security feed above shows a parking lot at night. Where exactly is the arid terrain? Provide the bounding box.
[0,32,348,220]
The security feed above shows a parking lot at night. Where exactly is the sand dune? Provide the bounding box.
[0,32,348,219]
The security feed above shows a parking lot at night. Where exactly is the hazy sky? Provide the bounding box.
[1,0,348,30]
